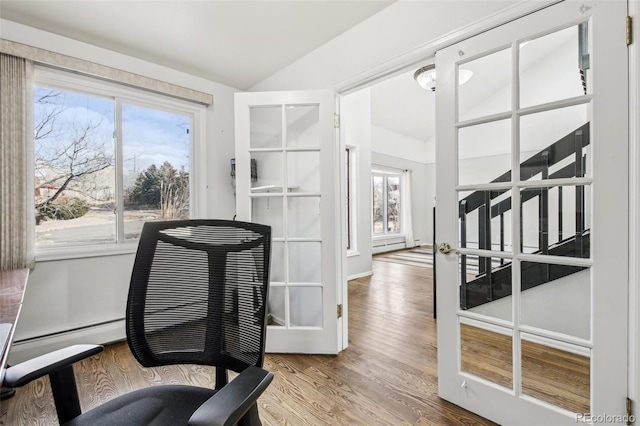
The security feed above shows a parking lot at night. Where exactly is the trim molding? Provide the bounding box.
[628,0,640,403]
[1,38,213,106]
[348,270,373,281]
[333,0,561,95]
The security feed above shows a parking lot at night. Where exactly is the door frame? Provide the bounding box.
[333,0,640,411]
[628,0,640,407]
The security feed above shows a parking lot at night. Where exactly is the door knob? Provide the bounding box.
[438,242,456,254]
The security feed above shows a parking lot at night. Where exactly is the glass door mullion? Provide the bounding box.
[114,99,125,243]
[511,38,523,399]
[383,176,388,234]
[281,104,291,329]
[517,95,593,117]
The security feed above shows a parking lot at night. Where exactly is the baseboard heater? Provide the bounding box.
[8,319,126,364]
[372,240,406,254]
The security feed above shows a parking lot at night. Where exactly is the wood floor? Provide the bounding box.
[0,252,494,426]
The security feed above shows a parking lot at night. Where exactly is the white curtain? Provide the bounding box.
[0,53,35,270]
[403,169,416,249]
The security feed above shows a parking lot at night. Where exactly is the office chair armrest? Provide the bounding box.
[188,366,274,426]
[3,344,103,388]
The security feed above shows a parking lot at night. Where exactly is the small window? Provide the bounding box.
[33,69,198,248]
[372,171,402,236]
[346,147,353,250]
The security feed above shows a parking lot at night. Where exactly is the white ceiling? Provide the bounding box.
[371,67,435,143]
[0,0,394,90]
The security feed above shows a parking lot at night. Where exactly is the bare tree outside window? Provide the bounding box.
[34,88,116,244]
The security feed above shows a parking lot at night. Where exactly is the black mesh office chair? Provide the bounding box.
[3,220,273,426]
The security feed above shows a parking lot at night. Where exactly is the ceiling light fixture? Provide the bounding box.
[414,64,474,91]
[414,64,436,91]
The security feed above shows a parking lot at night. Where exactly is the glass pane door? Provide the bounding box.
[435,2,628,424]
[235,90,341,354]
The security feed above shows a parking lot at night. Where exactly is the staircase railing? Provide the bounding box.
[459,122,590,309]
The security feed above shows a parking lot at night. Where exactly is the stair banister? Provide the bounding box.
[540,150,550,255]
[459,200,468,309]
[558,186,564,242]
[575,129,585,257]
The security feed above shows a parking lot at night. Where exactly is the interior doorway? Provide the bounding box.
[341,67,437,283]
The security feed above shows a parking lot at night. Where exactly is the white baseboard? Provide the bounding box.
[8,320,126,364]
[348,270,373,281]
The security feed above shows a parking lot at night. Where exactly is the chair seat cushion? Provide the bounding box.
[64,385,216,426]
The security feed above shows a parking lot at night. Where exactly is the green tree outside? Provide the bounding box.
[127,161,189,220]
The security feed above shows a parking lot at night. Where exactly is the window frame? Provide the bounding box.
[345,145,358,255]
[33,66,207,261]
[371,169,403,238]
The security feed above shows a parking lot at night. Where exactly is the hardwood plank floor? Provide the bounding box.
[460,324,513,390]
[0,253,494,425]
[521,339,590,414]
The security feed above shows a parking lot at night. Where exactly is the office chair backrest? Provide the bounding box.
[126,220,271,374]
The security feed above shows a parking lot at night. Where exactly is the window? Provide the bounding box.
[345,147,353,250]
[33,67,202,248]
[372,172,401,235]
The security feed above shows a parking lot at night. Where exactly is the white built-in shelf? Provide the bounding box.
[251,185,300,193]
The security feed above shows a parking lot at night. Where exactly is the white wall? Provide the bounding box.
[2,19,239,362]
[251,1,516,92]
[469,269,590,340]
[12,254,134,360]
[372,125,430,164]
[342,89,373,279]
[371,125,435,249]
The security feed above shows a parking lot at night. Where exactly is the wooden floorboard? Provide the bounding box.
[0,251,494,425]
[374,249,433,268]
[521,339,590,414]
[460,324,513,390]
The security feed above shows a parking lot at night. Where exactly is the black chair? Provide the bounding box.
[3,220,273,426]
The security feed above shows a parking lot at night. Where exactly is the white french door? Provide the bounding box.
[235,90,343,354]
[435,1,629,424]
